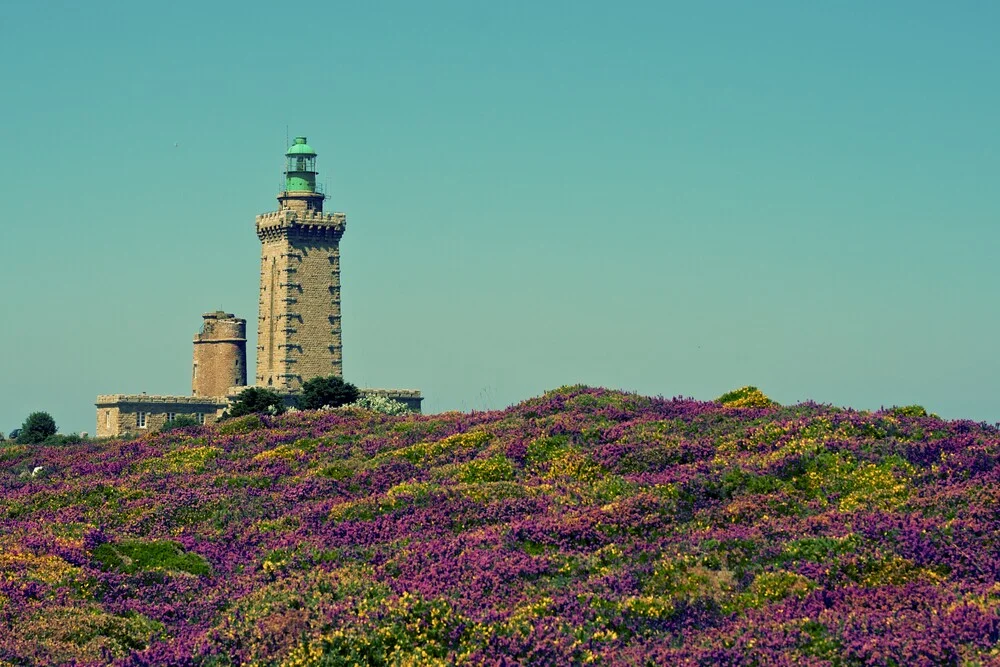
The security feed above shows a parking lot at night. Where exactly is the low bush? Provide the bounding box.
[300,376,359,410]
[91,539,211,576]
[347,394,410,415]
[216,414,264,435]
[223,387,286,419]
[717,386,775,408]
[160,415,201,432]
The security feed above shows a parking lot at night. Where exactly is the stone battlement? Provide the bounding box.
[96,394,229,406]
[256,209,347,244]
[194,312,246,343]
[256,210,346,226]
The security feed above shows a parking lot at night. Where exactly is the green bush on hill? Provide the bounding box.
[17,412,57,444]
[300,376,359,410]
[216,414,264,435]
[91,539,211,576]
[717,386,775,408]
[223,387,286,420]
[889,405,931,418]
[160,415,201,433]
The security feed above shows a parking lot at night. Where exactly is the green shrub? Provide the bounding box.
[223,387,286,419]
[526,435,572,464]
[734,570,815,610]
[160,415,200,432]
[717,386,775,408]
[216,414,264,435]
[17,412,57,444]
[889,405,928,418]
[300,376,359,410]
[91,539,211,576]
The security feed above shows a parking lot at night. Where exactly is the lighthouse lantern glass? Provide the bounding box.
[287,155,316,172]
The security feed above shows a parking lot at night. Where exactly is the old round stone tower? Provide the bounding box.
[255,138,347,391]
[192,312,247,397]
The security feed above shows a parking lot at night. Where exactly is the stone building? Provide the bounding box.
[193,311,247,397]
[95,136,422,437]
[95,394,227,437]
[257,137,346,390]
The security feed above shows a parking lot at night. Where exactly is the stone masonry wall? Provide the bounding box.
[95,395,227,438]
[289,231,342,384]
[257,236,292,389]
[192,312,247,397]
[256,208,346,392]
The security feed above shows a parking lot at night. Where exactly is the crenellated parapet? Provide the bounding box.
[256,210,347,242]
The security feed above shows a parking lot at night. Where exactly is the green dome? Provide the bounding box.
[286,136,316,156]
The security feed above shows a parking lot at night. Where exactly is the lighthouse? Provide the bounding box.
[255,137,347,391]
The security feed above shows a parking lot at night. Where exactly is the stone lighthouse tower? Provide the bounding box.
[256,137,346,391]
[192,312,247,397]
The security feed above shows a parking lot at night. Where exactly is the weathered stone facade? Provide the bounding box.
[193,312,247,397]
[95,395,227,438]
[256,207,345,391]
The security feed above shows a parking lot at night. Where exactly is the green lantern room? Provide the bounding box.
[285,137,318,192]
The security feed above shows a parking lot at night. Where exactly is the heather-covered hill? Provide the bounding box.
[3,386,1000,666]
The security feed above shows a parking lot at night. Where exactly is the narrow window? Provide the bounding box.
[166,412,176,422]
[196,413,205,425]
[105,411,111,428]
[193,364,198,379]
[137,411,148,429]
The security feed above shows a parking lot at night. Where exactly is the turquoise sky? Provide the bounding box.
[2,1,999,434]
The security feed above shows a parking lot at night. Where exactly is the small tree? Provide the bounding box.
[224,387,286,419]
[299,376,359,410]
[17,412,57,444]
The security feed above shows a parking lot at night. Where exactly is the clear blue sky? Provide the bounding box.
[2,1,999,434]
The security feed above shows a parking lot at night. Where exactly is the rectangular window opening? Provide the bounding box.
[137,412,148,429]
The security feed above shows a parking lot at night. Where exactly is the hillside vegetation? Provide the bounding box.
[3,386,1000,665]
